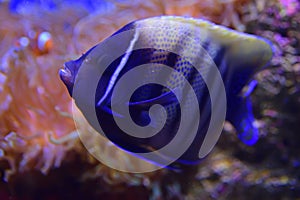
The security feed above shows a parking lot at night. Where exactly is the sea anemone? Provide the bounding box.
[0,1,161,184]
[73,0,254,53]
[0,4,85,180]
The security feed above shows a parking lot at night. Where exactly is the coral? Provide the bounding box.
[278,0,300,16]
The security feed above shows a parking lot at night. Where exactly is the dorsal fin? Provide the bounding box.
[161,16,273,70]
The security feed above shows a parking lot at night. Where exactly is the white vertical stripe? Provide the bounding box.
[97,29,140,106]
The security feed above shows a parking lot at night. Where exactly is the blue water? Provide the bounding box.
[7,0,114,13]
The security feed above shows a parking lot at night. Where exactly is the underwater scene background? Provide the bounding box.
[0,0,299,199]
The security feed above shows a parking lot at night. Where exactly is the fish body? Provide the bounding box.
[60,16,273,166]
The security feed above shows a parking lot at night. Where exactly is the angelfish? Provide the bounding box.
[59,16,273,166]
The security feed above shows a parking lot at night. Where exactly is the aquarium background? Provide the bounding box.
[0,0,300,199]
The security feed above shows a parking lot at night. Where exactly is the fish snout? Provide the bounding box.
[59,60,79,96]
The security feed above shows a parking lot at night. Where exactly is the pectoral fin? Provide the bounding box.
[128,90,178,127]
[128,89,178,108]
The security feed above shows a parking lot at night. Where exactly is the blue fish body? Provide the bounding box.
[59,16,273,166]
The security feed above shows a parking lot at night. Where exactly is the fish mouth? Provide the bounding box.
[59,60,81,96]
[59,47,96,96]
[59,65,72,82]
